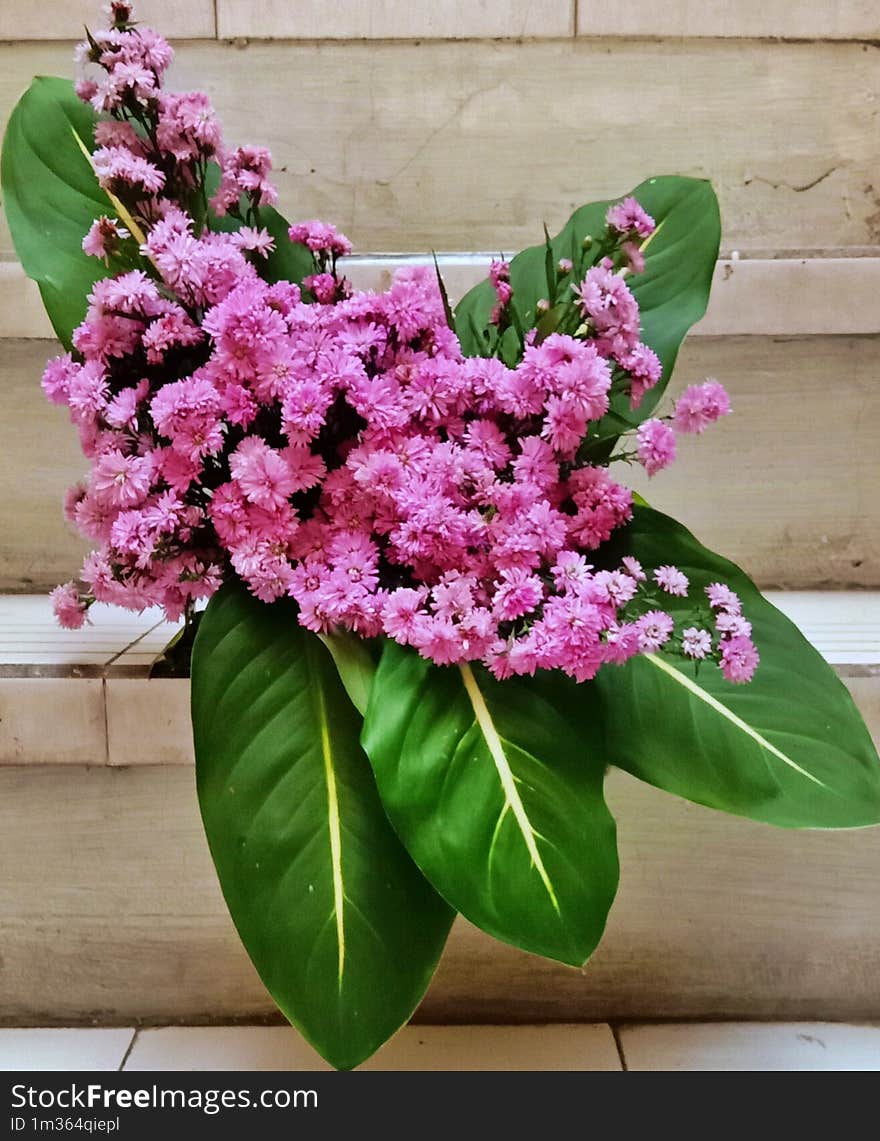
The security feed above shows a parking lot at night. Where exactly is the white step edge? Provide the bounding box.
[122,1023,621,1072]
[0,1027,136,1072]
[618,1022,880,1072]
[0,592,875,673]
[3,1022,876,1073]
[2,256,879,340]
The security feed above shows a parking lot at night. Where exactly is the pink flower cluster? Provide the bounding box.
[45,6,754,685]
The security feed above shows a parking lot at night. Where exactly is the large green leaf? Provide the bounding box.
[594,507,880,828]
[192,583,454,1070]
[454,176,720,427]
[1,76,124,348]
[362,647,619,966]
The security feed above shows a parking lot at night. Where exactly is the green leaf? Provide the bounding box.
[594,507,880,828]
[1,76,125,348]
[192,583,454,1070]
[256,205,316,288]
[317,629,378,717]
[454,176,720,431]
[362,646,619,966]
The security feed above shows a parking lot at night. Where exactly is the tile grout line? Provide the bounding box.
[118,1028,139,1071]
[610,1024,629,1071]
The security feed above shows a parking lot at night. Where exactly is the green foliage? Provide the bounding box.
[455,176,720,452]
[362,648,619,966]
[192,583,454,1070]
[593,508,880,827]
[1,77,123,347]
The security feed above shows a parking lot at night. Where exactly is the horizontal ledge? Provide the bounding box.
[3,256,880,340]
[0,593,876,766]
[0,592,877,677]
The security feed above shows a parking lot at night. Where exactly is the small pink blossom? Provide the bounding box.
[82,216,129,261]
[637,610,675,651]
[654,565,689,597]
[720,635,760,684]
[49,583,89,630]
[606,196,656,239]
[706,583,742,613]
[636,418,676,476]
[715,611,753,638]
[682,627,712,660]
[673,380,731,435]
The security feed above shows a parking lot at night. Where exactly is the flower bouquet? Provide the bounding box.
[3,4,878,1070]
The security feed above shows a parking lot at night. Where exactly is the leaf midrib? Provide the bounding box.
[459,663,560,914]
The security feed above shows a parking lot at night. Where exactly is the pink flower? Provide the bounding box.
[382,588,428,642]
[654,565,689,596]
[229,438,297,510]
[637,610,674,651]
[493,569,544,621]
[592,570,638,606]
[620,241,645,274]
[41,355,78,404]
[715,611,753,639]
[288,221,352,257]
[682,626,712,660]
[673,380,731,435]
[231,227,276,258]
[621,556,646,582]
[92,450,153,508]
[706,583,742,613]
[50,583,89,630]
[572,261,640,359]
[46,7,754,683]
[620,343,662,409]
[82,216,129,261]
[606,196,656,239]
[636,418,676,476]
[92,146,165,194]
[489,259,512,317]
[720,635,760,683]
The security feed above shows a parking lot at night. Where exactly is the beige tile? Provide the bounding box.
[695,258,880,338]
[0,1028,134,1071]
[576,0,880,39]
[0,1,215,39]
[2,40,879,259]
[0,266,52,340]
[106,678,193,765]
[620,1023,880,1071]
[0,678,106,764]
[360,1023,621,1070]
[124,1024,620,1071]
[218,1,573,40]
